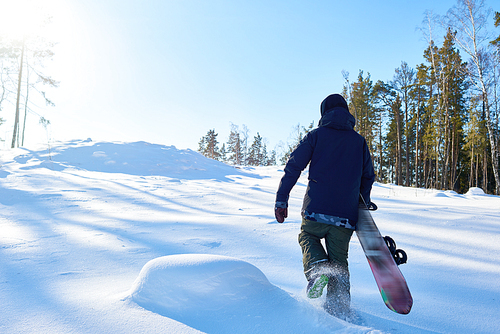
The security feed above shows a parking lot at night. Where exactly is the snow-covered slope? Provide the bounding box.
[1,139,499,333]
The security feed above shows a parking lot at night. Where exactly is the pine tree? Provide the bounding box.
[198,129,221,160]
[267,150,277,166]
[261,142,268,166]
[350,71,377,151]
[464,100,487,189]
[412,64,432,188]
[417,28,469,191]
[247,132,265,166]
[438,29,468,191]
[373,80,400,184]
[491,11,500,50]
[393,61,416,186]
[226,123,244,165]
[219,143,227,162]
[240,124,250,165]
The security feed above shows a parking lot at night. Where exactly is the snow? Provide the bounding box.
[1,139,499,333]
[127,254,356,333]
[466,187,486,196]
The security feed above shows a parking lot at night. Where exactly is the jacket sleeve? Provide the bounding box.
[360,139,375,204]
[276,134,314,206]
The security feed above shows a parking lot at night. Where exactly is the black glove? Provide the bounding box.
[275,207,288,223]
[367,202,378,211]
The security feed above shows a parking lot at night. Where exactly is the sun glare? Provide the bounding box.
[0,0,67,41]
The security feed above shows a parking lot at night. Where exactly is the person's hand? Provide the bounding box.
[275,207,288,223]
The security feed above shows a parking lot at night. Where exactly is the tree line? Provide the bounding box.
[198,123,277,167]
[198,121,316,167]
[341,1,500,194]
[199,1,500,195]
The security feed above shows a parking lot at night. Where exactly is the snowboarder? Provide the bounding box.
[275,93,375,318]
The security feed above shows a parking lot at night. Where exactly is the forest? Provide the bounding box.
[199,1,500,195]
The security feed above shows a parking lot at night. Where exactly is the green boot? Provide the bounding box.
[306,274,329,298]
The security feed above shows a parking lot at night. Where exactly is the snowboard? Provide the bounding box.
[356,195,413,314]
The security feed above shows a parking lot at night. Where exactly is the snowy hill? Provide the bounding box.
[1,139,499,333]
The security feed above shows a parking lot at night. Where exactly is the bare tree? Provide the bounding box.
[0,54,9,135]
[446,0,499,194]
[11,40,25,148]
[0,6,59,148]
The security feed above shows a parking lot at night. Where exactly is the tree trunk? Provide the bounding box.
[21,66,29,147]
[396,105,402,185]
[483,146,488,192]
[475,153,479,188]
[451,124,458,191]
[482,94,500,194]
[469,145,474,189]
[378,115,383,180]
[415,107,420,188]
[11,41,25,149]
[404,98,410,187]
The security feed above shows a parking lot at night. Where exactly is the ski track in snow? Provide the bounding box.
[1,139,499,333]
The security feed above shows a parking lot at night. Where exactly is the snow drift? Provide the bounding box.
[127,254,371,334]
[16,139,255,181]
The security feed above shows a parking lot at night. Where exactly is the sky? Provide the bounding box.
[1,0,498,153]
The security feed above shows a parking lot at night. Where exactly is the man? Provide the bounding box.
[275,93,375,318]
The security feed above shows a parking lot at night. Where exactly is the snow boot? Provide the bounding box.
[324,270,351,320]
[306,274,329,299]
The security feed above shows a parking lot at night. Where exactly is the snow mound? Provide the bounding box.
[12,139,259,180]
[127,254,369,334]
[430,191,448,198]
[129,254,275,312]
[466,187,485,196]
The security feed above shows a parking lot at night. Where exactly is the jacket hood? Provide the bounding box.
[319,106,356,130]
[320,94,349,116]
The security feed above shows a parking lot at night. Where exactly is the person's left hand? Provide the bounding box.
[275,207,288,223]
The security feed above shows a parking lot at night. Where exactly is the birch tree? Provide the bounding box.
[446,0,500,194]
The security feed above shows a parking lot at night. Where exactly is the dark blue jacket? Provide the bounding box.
[276,106,375,226]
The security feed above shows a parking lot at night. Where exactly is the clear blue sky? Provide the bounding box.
[8,0,498,153]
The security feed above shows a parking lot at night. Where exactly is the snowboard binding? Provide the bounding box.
[383,236,408,266]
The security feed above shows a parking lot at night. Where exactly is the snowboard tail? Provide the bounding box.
[356,196,413,315]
